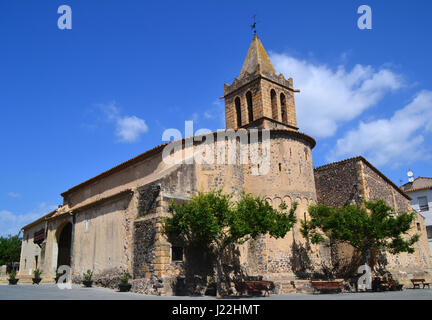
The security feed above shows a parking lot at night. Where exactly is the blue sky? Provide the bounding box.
[1,0,432,236]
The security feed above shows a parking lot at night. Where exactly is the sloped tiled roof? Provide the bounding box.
[61,129,315,198]
[60,142,169,197]
[22,210,57,230]
[401,176,432,193]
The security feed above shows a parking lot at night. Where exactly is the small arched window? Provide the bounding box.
[270,89,278,120]
[235,97,242,127]
[246,91,254,123]
[280,93,287,123]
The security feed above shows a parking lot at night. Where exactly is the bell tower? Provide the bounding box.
[223,34,299,131]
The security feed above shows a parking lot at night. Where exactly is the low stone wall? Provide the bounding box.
[131,275,177,296]
[72,268,124,289]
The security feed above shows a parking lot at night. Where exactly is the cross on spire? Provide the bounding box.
[251,14,257,34]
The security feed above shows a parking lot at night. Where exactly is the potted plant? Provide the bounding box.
[118,272,132,292]
[8,270,19,285]
[82,270,93,288]
[32,269,42,285]
[55,268,66,284]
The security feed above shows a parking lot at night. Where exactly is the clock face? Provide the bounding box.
[408,170,414,177]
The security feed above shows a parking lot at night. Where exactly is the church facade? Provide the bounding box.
[19,35,432,294]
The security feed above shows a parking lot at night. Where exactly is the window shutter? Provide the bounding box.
[419,196,429,212]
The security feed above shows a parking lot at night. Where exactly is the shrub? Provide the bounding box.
[119,272,131,285]
[33,269,42,279]
[8,269,16,280]
[83,270,93,282]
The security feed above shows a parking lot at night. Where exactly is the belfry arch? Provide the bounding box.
[271,89,278,121]
[235,97,242,127]
[246,91,254,123]
[280,93,287,123]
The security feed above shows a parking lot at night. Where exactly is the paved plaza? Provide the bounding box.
[1,284,432,300]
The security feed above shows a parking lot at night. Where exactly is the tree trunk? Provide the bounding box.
[216,250,223,298]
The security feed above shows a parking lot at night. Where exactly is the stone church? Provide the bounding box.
[19,34,432,294]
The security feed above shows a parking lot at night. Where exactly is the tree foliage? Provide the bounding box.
[301,200,420,262]
[0,234,22,266]
[163,189,297,296]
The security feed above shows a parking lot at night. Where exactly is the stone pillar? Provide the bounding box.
[152,221,172,277]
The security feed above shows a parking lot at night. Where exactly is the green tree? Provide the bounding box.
[301,200,419,273]
[0,234,22,267]
[163,190,297,297]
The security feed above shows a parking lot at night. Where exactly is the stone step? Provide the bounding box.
[292,280,315,294]
[273,280,297,294]
[272,278,324,294]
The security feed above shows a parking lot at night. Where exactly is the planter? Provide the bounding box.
[32,278,42,285]
[397,284,403,291]
[83,280,93,288]
[8,279,19,285]
[118,283,132,292]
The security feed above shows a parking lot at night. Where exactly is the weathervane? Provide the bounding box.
[251,14,257,34]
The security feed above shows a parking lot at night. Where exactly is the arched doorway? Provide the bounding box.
[57,223,72,267]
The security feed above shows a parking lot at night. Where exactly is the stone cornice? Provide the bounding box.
[223,73,295,98]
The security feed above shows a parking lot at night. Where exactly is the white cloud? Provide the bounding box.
[116,116,148,143]
[8,192,22,199]
[329,90,432,166]
[0,203,57,237]
[0,211,39,237]
[270,53,404,138]
[100,102,148,143]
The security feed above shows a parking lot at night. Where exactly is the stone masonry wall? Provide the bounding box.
[361,162,432,281]
[225,78,263,129]
[314,159,362,208]
[315,157,432,286]
[225,77,297,130]
[362,162,409,213]
[133,218,158,279]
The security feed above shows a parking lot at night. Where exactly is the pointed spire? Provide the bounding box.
[239,34,276,78]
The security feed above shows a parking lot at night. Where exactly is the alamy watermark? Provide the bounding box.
[57,5,72,30]
[56,5,371,31]
[358,5,372,30]
[56,265,72,289]
[161,121,271,176]
[357,263,372,291]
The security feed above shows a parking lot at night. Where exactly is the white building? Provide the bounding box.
[401,177,432,256]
